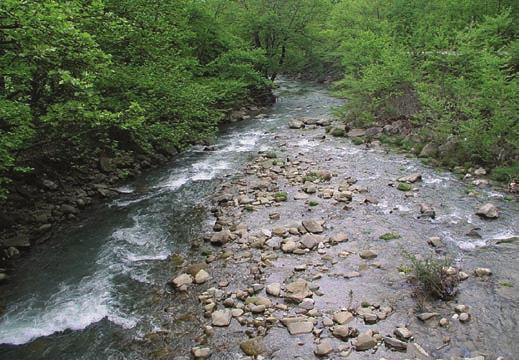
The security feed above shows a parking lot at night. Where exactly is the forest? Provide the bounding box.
[0,0,518,199]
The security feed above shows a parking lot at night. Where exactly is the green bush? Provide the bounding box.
[405,253,459,300]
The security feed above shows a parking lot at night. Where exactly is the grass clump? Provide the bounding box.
[351,137,364,145]
[308,200,319,207]
[491,163,519,183]
[397,264,412,274]
[499,280,513,288]
[405,253,459,300]
[380,232,401,241]
[303,171,323,183]
[274,191,288,202]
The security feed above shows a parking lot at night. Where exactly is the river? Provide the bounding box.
[0,80,517,359]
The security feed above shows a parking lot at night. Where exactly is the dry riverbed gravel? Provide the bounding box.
[165,118,515,360]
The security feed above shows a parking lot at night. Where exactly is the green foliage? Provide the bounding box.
[0,0,272,196]
[329,0,518,172]
[405,253,459,300]
[492,163,519,182]
[209,0,333,80]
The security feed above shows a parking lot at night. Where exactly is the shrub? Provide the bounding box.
[405,253,459,300]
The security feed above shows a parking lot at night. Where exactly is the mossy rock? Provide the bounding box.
[397,182,412,191]
[330,127,346,137]
[274,192,288,202]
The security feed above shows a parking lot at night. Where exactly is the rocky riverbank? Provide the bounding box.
[163,117,518,359]
[0,103,273,281]
[323,121,518,195]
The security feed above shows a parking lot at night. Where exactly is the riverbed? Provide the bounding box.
[0,80,517,359]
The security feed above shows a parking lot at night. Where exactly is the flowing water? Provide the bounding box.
[0,80,517,359]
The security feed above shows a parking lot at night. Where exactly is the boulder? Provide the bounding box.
[171,273,193,289]
[281,317,314,335]
[348,129,366,138]
[194,270,210,284]
[383,336,407,350]
[394,327,412,340]
[212,310,233,327]
[42,179,58,191]
[288,119,304,129]
[330,233,348,244]
[61,204,79,215]
[285,279,313,303]
[266,283,281,297]
[332,325,355,339]
[240,337,266,356]
[281,239,297,253]
[417,312,439,321]
[476,203,499,219]
[314,340,333,357]
[209,229,233,245]
[333,311,353,325]
[419,203,436,218]
[474,267,492,277]
[300,234,321,249]
[419,142,438,158]
[359,250,377,259]
[365,127,382,138]
[99,156,115,173]
[397,173,422,183]
[191,347,212,359]
[302,219,324,234]
[354,330,377,351]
